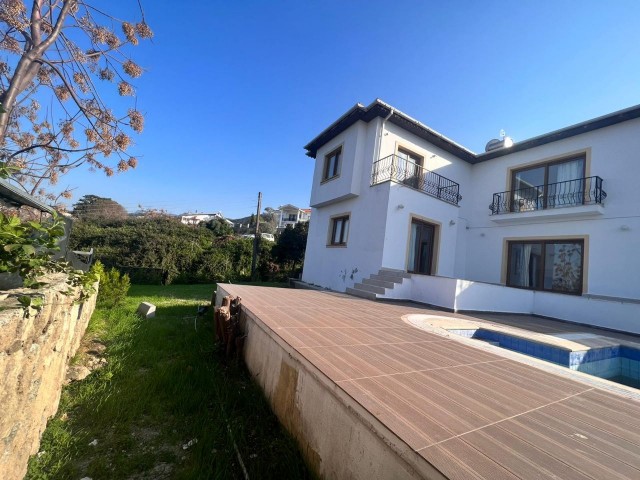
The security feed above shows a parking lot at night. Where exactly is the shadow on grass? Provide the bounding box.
[26,285,312,480]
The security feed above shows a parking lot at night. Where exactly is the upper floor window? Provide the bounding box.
[323,147,342,181]
[511,155,585,212]
[329,215,350,246]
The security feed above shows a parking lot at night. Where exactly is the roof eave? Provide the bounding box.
[304,100,640,165]
[0,179,55,214]
[303,102,369,158]
[303,99,476,161]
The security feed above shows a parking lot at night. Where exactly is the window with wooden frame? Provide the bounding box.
[506,239,584,294]
[322,146,342,181]
[510,155,586,212]
[329,215,350,246]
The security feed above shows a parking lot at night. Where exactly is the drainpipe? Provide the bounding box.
[375,107,395,275]
[375,108,394,163]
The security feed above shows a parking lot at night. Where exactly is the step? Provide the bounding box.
[346,287,377,301]
[370,273,406,284]
[378,268,411,279]
[353,282,386,295]
[362,277,397,289]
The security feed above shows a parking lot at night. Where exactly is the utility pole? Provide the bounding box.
[251,192,262,281]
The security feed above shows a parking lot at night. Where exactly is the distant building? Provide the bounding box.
[180,212,233,226]
[243,233,276,242]
[275,204,311,230]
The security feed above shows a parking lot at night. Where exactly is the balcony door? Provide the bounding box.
[408,219,435,275]
[397,148,423,189]
[511,156,585,211]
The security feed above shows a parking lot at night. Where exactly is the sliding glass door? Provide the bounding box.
[507,240,584,294]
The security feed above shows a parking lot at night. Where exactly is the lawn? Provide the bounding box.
[26,283,312,480]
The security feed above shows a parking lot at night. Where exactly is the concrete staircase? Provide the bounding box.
[346,268,411,300]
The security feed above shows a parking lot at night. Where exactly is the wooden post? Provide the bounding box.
[251,192,262,281]
[214,295,244,358]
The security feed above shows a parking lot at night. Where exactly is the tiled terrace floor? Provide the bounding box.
[222,284,640,479]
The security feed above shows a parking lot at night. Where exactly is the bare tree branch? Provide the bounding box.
[0,0,151,200]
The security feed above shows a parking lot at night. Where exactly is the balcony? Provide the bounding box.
[490,176,606,220]
[371,154,462,206]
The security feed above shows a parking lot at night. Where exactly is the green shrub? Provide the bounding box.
[116,266,163,285]
[71,216,307,284]
[0,212,65,287]
[0,212,98,310]
[92,261,131,307]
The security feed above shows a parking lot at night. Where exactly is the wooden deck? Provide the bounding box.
[221,285,640,479]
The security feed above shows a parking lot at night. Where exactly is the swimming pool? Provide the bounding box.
[448,328,640,389]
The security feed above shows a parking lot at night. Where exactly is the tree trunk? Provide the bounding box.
[0,0,74,143]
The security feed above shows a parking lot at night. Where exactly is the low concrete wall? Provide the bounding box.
[454,279,534,313]
[410,275,456,308]
[406,275,534,313]
[533,292,640,335]
[216,285,445,480]
[386,275,639,334]
[0,274,97,480]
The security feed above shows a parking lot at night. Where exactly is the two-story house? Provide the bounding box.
[275,204,311,231]
[302,99,640,333]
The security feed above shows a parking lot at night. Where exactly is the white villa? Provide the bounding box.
[180,212,233,226]
[275,204,311,231]
[301,99,640,333]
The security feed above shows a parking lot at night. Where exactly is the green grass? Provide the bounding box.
[26,284,312,480]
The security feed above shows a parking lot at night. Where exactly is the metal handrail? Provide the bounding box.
[490,176,606,215]
[371,154,462,206]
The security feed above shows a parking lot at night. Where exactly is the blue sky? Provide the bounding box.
[60,0,640,218]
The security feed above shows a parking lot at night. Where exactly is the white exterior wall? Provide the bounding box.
[377,122,472,278]
[466,118,640,299]
[303,120,390,291]
[309,121,368,208]
[381,185,460,276]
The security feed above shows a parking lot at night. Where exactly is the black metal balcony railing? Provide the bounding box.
[490,176,606,215]
[371,154,462,206]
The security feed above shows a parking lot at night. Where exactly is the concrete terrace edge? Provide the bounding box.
[216,285,447,480]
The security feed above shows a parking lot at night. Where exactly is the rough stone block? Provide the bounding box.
[65,365,91,384]
[137,302,156,319]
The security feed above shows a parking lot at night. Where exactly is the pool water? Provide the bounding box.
[448,328,640,389]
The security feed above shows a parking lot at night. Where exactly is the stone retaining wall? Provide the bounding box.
[0,274,97,480]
